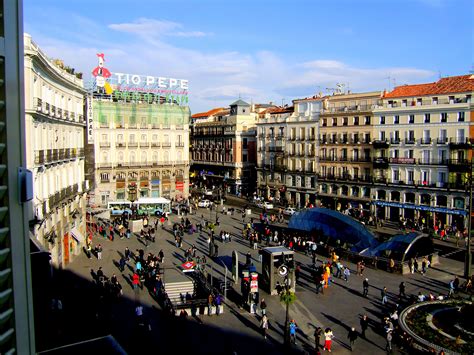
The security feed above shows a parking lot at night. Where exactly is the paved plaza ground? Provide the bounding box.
[47,201,470,354]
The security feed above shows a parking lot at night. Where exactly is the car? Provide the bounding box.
[256,201,274,209]
[283,207,297,216]
[198,200,211,208]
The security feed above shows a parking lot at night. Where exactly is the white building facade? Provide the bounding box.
[24,34,88,267]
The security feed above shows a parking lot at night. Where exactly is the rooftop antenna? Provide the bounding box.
[385,76,392,91]
[281,98,285,107]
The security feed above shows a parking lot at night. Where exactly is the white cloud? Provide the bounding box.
[27,16,437,112]
[108,18,211,38]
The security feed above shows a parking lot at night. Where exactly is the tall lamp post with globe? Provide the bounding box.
[279,253,296,346]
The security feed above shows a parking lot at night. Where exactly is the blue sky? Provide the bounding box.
[24,0,473,112]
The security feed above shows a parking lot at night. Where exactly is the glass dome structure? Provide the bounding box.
[288,208,379,252]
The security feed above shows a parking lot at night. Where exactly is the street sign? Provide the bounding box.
[181,261,196,272]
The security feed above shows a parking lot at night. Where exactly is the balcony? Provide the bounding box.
[116,142,126,148]
[372,140,389,149]
[100,142,111,148]
[389,157,416,165]
[139,142,150,148]
[349,157,371,163]
[390,138,401,145]
[175,142,185,148]
[51,105,56,117]
[449,137,473,149]
[373,157,389,169]
[417,158,447,166]
[162,142,171,148]
[97,163,113,169]
[128,142,138,148]
[420,138,432,145]
[436,137,448,145]
[447,159,470,172]
[405,138,416,145]
[268,147,284,152]
[57,108,63,118]
[151,142,161,147]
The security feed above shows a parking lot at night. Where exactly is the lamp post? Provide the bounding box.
[465,160,473,279]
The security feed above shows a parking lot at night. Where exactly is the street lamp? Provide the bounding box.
[279,253,295,346]
[465,161,472,279]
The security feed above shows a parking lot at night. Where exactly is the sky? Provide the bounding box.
[24,0,473,113]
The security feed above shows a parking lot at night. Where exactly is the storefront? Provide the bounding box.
[162,179,171,198]
[151,179,160,197]
[140,181,149,198]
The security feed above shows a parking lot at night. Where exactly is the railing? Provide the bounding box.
[175,142,185,147]
[128,142,138,148]
[100,142,111,148]
[139,142,150,148]
[436,138,448,144]
[116,142,126,148]
[404,138,416,145]
[151,142,161,147]
[322,104,372,113]
[162,142,171,148]
[419,138,432,145]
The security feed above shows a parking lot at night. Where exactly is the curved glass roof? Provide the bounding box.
[288,208,379,252]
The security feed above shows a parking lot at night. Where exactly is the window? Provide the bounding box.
[243,138,248,149]
[407,130,415,143]
[424,113,430,123]
[407,170,414,183]
[440,112,447,122]
[140,117,147,128]
[439,129,447,143]
[364,116,371,125]
[402,100,407,107]
[392,169,400,182]
[408,115,415,124]
[322,119,327,127]
[380,131,386,140]
[141,134,147,142]
[152,134,158,142]
[101,134,107,142]
[380,116,385,124]
[432,97,438,105]
[438,172,446,183]
[407,149,414,158]
[332,118,337,126]
[458,112,465,122]
[129,134,135,143]
[394,115,399,124]
[354,116,359,125]
[343,117,348,126]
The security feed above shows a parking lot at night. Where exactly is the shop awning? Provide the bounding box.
[70,228,85,245]
[373,200,467,215]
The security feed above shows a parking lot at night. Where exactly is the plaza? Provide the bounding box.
[37,198,469,354]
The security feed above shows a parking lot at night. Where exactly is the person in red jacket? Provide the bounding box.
[132,272,140,291]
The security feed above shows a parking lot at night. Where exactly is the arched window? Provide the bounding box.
[164,151,169,162]
[141,151,147,162]
[130,151,136,163]
[118,151,124,162]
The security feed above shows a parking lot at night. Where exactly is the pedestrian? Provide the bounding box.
[132,272,140,291]
[381,286,388,305]
[362,278,369,297]
[124,247,131,261]
[347,327,358,351]
[421,257,427,275]
[260,298,267,316]
[119,256,126,272]
[97,244,102,260]
[289,320,298,345]
[314,326,322,350]
[208,293,214,315]
[360,314,369,338]
[386,330,393,352]
[448,279,455,297]
[215,294,222,316]
[260,314,269,339]
[399,282,406,298]
[389,258,395,273]
[323,327,334,352]
[343,266,350,282]
[214,243,218,257]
